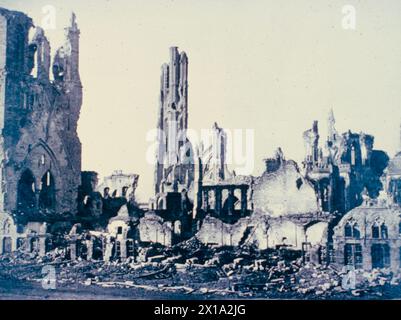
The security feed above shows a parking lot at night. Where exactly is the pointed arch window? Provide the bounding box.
[372,222,380,239]
[17,169,36,214]
[344,221,360,239]
[344,222,352,238]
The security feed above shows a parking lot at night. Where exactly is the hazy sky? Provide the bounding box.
[1,0,401,201]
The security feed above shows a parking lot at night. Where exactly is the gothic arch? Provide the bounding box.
[21,140,62,191]
[17,169,36,214]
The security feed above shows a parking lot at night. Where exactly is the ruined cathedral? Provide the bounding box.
[0,8,82,253]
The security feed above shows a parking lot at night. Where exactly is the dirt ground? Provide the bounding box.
[1,277,401,300]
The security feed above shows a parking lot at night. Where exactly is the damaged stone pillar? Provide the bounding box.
[240,187,247,216]
[390,245,399,272]
[104,239,113,262]
[120,240,127,261]
[39,237,46,257]
[215,188,222,215]
[203,190,209,211]
[362,244,371,270]
[70,241,77,261]
[228,188,235,215]
[86,238,94,261]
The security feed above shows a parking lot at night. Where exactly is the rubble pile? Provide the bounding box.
[1,237,401,299]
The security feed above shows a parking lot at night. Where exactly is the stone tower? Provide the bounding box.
[0,8,82,226]
[154,47,194,202]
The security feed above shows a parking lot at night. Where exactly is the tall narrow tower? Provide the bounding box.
[154,47,193,197]
[327,108,337,143]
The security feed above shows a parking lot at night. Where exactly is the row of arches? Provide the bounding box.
[73,238,137,261]
[17,169,56,213]
[344,221,389,239]
[1,236,51,255]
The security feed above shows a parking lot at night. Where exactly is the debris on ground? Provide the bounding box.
[1,237,400,299]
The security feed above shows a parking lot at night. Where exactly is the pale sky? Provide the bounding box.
[1,0,401,202]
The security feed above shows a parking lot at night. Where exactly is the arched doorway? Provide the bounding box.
[39,171,55,211]
[17,170,36,214]
[2,237,12,253]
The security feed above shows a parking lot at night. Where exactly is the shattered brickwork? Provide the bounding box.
[138,212,173,246]
[253,157,318,217]
[303,110,389,214]
[0,9,82,224]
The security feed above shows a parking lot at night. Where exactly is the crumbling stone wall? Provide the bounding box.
[303,110,389,213]
[253,159,318,217]
[0,9,82,224]
[196,213,328,251]
[138,212,173,246]
[0,212,48,255]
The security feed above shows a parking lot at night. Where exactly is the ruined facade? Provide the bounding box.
[303,109,388,214]
[192,123,250,224]
[77,170,140,230]
[253,149,318,217]
[332,193,401,271]
[0,9,82,254]
[98,170,139,199]
[196,148,331,258]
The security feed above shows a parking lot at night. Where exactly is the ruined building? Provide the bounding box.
[193,122,249,225]
[303,109,389,214]
[0,9,82,254]
[331,130,401,271]
[77,171,140,229]
[332,191,401,271]
[196,148,331,258]
[154,47,194,208]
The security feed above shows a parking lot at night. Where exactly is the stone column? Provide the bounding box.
[228,188,234,215]
[390,244,399,272]
[362,243,371,270]
[215,188,222,216]
[70,241,77,261]
[12,237,17,252]
[203,190,209,211]
[334,240,344,268]
[39,237,46,257]
[240,187,247,216]
[104,241,113,262]
[0,237,3,255]
[120,240,127,261]
[86,239,94,261]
